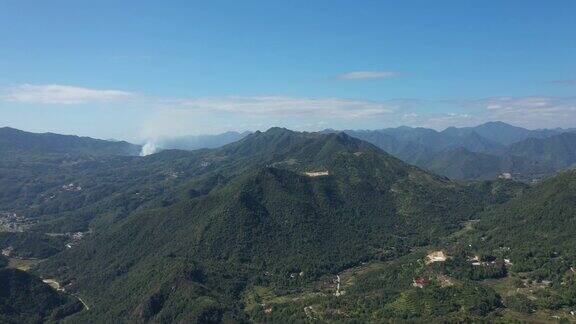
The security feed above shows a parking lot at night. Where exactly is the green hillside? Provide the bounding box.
[1,127,570,323]
[243,171,576,323]
[0,268,82,323]
[34,129,523,322]
[470,169,576,271]
[0,127,141,156]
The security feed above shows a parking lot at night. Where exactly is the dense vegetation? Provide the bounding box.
[242,170,576,322]
[344,122,576,181]
[0,126,575,322]
[0,268,82,323]
[0,127,140,156]
[246,253,505,323]
[0,232,66,258]
[466,170,576,278]
[33,129,525,322]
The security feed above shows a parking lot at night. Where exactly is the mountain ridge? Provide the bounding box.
[33,127,518,322]
[0,127,141,156]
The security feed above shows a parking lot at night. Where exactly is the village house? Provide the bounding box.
[1,246,13,257]
[304,171,329,177]
[468,255,482,266]
[498,172,513,180]
[412,278,429,288]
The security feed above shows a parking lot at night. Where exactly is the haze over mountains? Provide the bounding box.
[154,131,253,152]
[3,122,576,183]
[120,121,576,181]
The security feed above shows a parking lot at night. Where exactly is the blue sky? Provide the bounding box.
[0,0,575,142]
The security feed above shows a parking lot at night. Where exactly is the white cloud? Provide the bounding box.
[3,84,134,104]
[337,71,399,80]
[136,96,408,140]
[417,96,576,130]
[174,95,396,118]
[4,82,574,139]
[473,96,576,116]
[387,96,576,130]
[477,96,576,128]
[142,94,576,137]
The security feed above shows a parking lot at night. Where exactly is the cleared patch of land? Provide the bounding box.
[7,258,41,271]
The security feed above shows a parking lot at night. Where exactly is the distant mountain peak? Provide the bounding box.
[479,121,513,127]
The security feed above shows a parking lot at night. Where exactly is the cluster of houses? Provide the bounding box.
[413,250,514,288]
[304,171,330,177]
[0,212,32,232]
[62,183,83,192]
[467,255,513,267]
[65,231,87,249]
[413,251,448,288]
[412,277,429,288]
[498,172,513,180]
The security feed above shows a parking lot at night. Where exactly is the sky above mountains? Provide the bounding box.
[0,1,575,142]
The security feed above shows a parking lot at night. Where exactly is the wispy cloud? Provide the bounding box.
[4,82,574,138]
[392,96,576,130]
[2,84,134,104]
[337,71,399,80]
[457,96,576,129]
[138,96,406,139]
[473,96,576,114]
[173,95,397,117]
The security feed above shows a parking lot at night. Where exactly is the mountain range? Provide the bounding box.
[341,122,576,181]
[0,124,575,322]
[142,121,576,181]
[0,127,141,157]
[4,122,575,182]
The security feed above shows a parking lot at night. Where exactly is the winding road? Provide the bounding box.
[43,278,89,311]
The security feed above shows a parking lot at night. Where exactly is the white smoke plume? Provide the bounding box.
[140,141,158,156]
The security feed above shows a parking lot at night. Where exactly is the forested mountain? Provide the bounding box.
[1,126,575,322]
[423,147,512,180]
[421,133,576,181]
[342,121,556,158]
[127,122,575,182]
[438,170,576,320]
[441,121,560,146]
[507,132,576,170]
[343,125,503,161]
[30,128,523,322]
[470,169,576,269]
[14,120,565,183]
[242,169,576,323]
[0,127,141,156]
[344,123,576,181]
[0,267,82,323]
